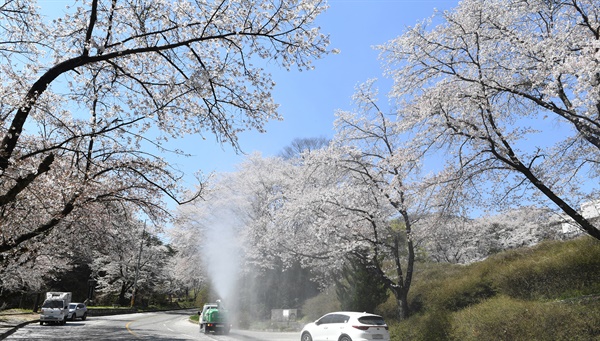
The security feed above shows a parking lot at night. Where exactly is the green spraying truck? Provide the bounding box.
[198,300,231,335]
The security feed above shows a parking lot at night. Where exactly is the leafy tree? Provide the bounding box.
[279,136,330,160]
[0,0,331,259]
[379,0,600,240]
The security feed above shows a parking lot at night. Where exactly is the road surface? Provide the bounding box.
[5,309,298,340]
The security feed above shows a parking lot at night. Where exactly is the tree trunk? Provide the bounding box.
[392,288,410,320]
[118,282,128,306]
[33,292,41,312]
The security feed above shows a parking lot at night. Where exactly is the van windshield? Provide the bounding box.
[42,300,63,308]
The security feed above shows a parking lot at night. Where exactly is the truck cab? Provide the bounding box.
[39,292,72,325]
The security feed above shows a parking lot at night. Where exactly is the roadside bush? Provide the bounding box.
[299,287,340,322]
[450,296,600,341]
[409,265,496,312]
[389,308,452,341]
[432,276,496,311]
[375,293,400,319]
[386,237,600,340]
[491,238,600,300]
[194,287,210,308]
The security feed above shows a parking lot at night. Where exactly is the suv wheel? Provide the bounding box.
[301,332,313,341]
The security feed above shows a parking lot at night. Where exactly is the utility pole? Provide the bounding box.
[130,221,146,308]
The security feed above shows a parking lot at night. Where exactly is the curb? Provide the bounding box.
[0,319,39,340]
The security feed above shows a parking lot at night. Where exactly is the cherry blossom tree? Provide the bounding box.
[167,205,208,302]
[0,125,176,288]
[238,83,437,319]
[0,0,331,258]
[238,153,329,270]
[379,0,600,240]
[0,1,41,60]
[414,215,475,264]
[306,83,435,318]
[92,219,174,306]
[171,127,428,318]
[266,145,419,317]
[0,198,146,293]
[171,153,324,316]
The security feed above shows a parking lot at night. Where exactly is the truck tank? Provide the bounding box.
[199,300,231,335]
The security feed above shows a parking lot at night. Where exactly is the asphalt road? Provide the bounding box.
[5,309,298,340]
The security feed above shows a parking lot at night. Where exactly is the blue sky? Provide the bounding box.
[38,0,460,184]
[174,0,460,179]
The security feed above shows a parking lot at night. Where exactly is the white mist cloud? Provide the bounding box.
[201,205,243,302]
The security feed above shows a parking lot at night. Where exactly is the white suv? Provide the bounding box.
[300,311,390,341]
[67,303,88,321]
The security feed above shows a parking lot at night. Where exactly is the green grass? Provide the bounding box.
[450,295,600,341]
[386,236,600,341]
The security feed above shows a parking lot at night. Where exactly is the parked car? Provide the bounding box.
[67,303,88,321]
[300,311,390,341]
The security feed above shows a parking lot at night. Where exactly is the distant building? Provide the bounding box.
[560,199,600,235]
[581,200,600,220]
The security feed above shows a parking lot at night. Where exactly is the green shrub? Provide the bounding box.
[389,308,452,341]
[195,287,210,307]
[336,256,389,313]
[491,238,600,300]
[450,296,600,341]
[300,287,341,322]
[410,266,496,312]
[389,319,421,341]
[433,276,496,311]
[421,308,452,341]
[388,237,600,340]
[376,292,400,319]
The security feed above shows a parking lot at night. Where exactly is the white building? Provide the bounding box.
[561,199,600,235]
[581,200,600,220]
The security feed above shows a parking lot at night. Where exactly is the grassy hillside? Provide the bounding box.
[386,237,600,341]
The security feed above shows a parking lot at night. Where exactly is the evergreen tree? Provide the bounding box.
[336,256,388,313]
